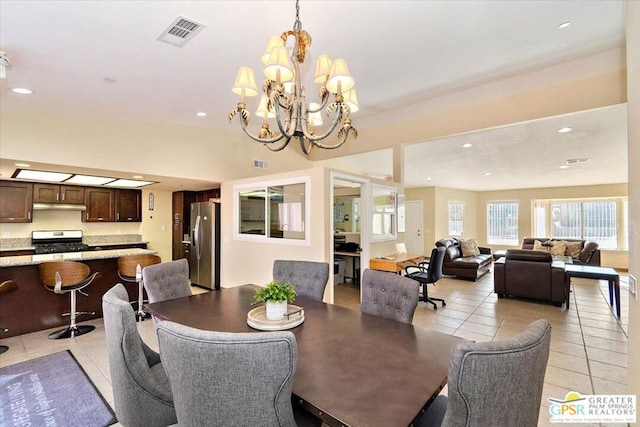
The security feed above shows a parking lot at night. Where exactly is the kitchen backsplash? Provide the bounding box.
[0,234,143,250]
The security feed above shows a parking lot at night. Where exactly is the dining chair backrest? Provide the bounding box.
[102,284,177,427]
[273,260,330,301]
[360,268,420,324]
[141,258,191,304]
[156,320,298,427]
[419,319,551,427]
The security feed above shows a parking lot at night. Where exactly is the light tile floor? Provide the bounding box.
[0,273,630,427]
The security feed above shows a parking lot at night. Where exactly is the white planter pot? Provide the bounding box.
[265,300,287,320]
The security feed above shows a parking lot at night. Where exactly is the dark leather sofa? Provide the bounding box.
[494,249,566,306]
[521,237,600,265]
[435,238,492,281]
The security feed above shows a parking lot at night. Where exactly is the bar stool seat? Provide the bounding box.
[39,261,101,339]
[117,254,161,321]
[0,280,18,354]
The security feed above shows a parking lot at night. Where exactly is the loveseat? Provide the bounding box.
[494,249,567,306]
[435,238,492,281]
[521,238,600,266]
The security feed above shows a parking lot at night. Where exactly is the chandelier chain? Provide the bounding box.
[293,0,302,32]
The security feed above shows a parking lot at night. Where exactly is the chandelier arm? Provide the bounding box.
[308,130,351,150]
[237,113,286,144]
[300,110,344,142]
[265,136,294,152]
[272,97,296,138]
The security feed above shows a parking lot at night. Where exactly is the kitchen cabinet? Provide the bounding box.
[115,189,141,222]
[84,188,142,222]
[84,188,115,222]
[0,181,33,223]
[172,191,197,260]
[33,183,85,204]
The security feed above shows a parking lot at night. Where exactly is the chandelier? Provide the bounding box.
[228,0,358,155]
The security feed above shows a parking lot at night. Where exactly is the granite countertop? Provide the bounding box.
[0,248,158,267]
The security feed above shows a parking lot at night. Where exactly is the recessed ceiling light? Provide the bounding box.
[558,127,572,133]
[558,22,571,29]
[426,177,432,181]
[559,165,569,169]
[483,172,492,176]
[133,175,144,179]
[462,143,473,148]
[196,112,207,117]
[14,163,31,168]
[11,87,33,95]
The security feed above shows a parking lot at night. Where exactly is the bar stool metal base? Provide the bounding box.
[136,310,151,321]
[48,324,96,340]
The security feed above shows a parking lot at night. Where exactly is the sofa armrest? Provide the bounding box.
[588,249,601,266]
[479,246,492,255]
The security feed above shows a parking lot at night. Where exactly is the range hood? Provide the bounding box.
[33,203,87,211]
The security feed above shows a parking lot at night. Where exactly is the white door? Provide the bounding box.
[405,201,424,255]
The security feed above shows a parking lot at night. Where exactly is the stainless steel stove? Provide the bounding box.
[32,230,90,254]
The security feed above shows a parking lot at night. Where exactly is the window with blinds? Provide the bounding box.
[448,202,464,236]
[531,198,625,250]
[487,201,519,245]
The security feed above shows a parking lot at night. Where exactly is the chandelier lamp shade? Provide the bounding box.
[228,0,358,155]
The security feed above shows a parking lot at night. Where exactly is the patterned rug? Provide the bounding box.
[0,350,116,427]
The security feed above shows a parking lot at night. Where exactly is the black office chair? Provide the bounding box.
[405,246,446,309]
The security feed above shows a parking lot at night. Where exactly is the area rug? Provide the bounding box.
[0,350,116,427]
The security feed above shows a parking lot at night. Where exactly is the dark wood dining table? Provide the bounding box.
[145,285,465,427]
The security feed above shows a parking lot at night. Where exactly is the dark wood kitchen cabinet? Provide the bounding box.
[0,181,33,223]
[33,183,85,204]
[83,188,115,222]
[172,191,197,259]
[115,189,141,222]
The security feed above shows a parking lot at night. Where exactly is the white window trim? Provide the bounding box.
[487,200,519,246]
[371,183,398,242]
[448,201,464,236]
[233,176,311,246]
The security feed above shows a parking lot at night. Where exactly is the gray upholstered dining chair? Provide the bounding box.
[273,260,330,301]
[156,320,299,427]
[360,268,420,324]
[417,319,551,427]
[142,258,191,302]
[102,284,177,427]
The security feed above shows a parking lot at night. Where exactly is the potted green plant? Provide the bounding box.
[254,280,297,320]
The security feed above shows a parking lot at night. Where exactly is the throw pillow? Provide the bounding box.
[532,240,546,251]
[564,241,582,258]
[460,238,480,257]
[550,241,567,257]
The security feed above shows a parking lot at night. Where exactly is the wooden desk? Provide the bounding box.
[145,285,464,427]
[369,253,426,273]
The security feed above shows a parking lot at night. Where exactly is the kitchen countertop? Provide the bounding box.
[0,248,158,267]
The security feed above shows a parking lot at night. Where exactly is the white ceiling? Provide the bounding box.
[0,0,628,191]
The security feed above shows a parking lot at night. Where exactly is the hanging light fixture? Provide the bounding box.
[228,0,358,155]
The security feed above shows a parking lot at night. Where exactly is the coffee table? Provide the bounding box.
[564,265,620,317]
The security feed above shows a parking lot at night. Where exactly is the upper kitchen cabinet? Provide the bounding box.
[115,189,141,222]
[196,188,221,202]
[33,183,85,204]
[0,181,33,223]
[83,188,115,222]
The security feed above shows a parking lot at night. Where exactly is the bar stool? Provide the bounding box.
[117,254,161,321]
[39,261,101,339]
[0,280,18,354]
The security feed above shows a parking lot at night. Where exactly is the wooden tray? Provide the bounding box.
[247,304,305,331]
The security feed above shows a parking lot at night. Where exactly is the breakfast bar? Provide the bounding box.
[0,248,158,337]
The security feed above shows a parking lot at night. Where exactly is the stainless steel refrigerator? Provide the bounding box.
[188,202,221,290]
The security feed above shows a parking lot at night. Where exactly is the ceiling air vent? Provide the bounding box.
[157,16,205,47]
[565,158,591,165]
[253,159,269,169]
